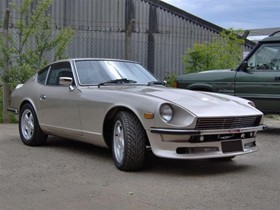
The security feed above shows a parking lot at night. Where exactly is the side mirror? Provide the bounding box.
[59,77,73,86]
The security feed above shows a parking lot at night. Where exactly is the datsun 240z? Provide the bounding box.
[8,58,266,171]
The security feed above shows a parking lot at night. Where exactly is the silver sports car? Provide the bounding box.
[9,58,266,171]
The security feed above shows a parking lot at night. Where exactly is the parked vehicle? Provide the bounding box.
[9,58,265,171]
[176,31,280,114]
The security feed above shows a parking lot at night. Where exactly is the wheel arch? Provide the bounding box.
[18,99,43,124]
[20,99,37,113]
[103,106,149,149]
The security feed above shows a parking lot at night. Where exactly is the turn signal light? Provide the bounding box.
[144,113,154,119]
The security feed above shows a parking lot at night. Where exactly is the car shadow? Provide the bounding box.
[261,127,280,135]
[143,151,252,176]
[41,136,253,176]
[43,136,112,160]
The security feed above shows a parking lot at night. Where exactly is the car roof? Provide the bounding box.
[261,36,280,42]
[58,58,138,64]
[260,30,280,42]
[36,58,140,74]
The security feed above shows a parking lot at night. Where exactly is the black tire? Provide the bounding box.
[112,111,146,171]
[19,103,48,146]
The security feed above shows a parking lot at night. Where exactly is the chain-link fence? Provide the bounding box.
[1,0,255,81]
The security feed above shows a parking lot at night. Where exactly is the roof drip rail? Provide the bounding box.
[269,30,280,37]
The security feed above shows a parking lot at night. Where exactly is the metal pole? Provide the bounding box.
[2,8,11,123]
[125,19,135,60]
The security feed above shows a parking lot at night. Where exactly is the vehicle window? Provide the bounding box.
[46,62,74,86]
[247,43,280,71]
[75,60,157,85]
[37,66,50,85]
[75,60,112,84]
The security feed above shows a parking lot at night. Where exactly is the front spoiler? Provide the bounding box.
[150,125,267,136]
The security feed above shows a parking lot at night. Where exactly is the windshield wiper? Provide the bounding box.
[98,78,137,88]
[147,81,166,86]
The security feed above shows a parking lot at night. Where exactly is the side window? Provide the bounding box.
[46,62,74,86]
[247,43,280,71]
[37,66,50,85]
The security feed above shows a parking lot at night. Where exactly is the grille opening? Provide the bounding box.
[244,141,257,149]
[190,132,256,143]
[176,147,219,154]
[196,115,262,130]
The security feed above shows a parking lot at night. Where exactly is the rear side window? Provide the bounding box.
[37,66,50,85]
[46,62,74,86]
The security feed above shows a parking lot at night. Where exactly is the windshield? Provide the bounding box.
[74,60,158,85]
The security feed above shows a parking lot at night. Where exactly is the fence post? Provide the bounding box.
[2,8,11,123]
[125,19,135,60]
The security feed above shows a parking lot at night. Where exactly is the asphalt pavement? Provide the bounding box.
[0,117,279,210]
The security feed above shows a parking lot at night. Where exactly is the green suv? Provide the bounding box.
[176,31,280,114]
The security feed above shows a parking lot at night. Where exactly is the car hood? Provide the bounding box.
[100,85,261,117]
[177,69,235,81]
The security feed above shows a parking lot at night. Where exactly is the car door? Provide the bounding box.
[235,43,280,113]
[38,62,82,136]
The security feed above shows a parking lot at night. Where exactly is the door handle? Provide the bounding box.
[40,95,46,100]
[275,77,280,81]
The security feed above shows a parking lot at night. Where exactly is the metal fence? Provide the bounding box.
[1,0,255,80]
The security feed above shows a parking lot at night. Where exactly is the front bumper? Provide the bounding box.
[147,125,267,159]
[150,125,266,135]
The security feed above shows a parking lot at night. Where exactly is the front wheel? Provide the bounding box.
[112,111,147,171]
[19,103,48,146]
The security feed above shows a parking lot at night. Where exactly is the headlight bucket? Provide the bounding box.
[248,101,255,108]
[160,104,173,122]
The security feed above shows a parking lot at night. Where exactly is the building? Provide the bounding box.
[0,0,256,79]
[247,27,280,42]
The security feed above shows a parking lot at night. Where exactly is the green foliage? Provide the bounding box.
[0,0,74,123]
[0,89,17,123]
[0,0,74,88]
[165,73,177,87]
[182,28,245,73]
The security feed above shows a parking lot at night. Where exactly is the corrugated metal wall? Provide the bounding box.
[0,0,254,79]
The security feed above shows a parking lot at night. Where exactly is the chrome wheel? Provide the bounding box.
[113,120,125,163]
[19,103,47,146]
[21,109,34,140]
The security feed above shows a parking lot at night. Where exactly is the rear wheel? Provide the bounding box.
[112,111,146,171]
[19,103,47,146]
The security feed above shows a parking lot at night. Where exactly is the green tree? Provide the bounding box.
[0,0,74,122]
[182,29,245,73]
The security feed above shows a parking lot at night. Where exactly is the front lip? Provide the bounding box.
[150,125,267,135]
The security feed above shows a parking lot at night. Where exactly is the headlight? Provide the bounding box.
[160,104,173,122]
